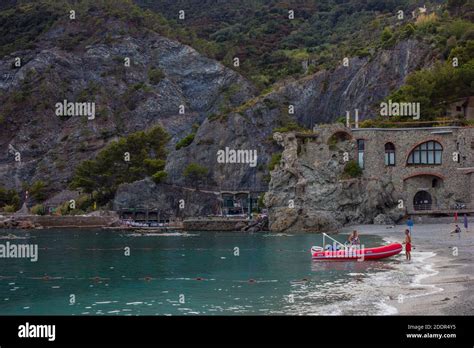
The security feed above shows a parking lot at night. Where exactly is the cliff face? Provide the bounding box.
[113,178,221,217]
[0,15,255,193]
[0,1,434,209]
[264,128,404,233]
[277,39,434,125]
[167,39,434,191]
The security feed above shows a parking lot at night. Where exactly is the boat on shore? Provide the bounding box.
[311,233,402,261]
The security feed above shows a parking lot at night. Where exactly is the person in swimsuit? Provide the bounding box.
[403,229,411,261]
[347,230,360,246]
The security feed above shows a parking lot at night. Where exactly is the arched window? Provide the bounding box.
[414,191,432,211]
[407,141,442,165]
[384,142,395,166]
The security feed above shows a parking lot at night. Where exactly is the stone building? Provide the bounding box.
[447,96,474,120]
[221,191,260,216]
[349,126,474,213]
[264,125,474,232]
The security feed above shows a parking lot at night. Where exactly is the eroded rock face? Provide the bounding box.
[113,178,222,217]
[224,39,433,126]
[264,128,404,233]
[172,39,434,192]
[0,17,256,192]
[373,214,395,225]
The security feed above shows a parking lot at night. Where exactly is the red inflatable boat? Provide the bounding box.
[311,233,403,261]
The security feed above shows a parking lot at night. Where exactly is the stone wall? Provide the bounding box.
[350,126,474,211]
[13,215,118,228]
[182,218,249,231]
[265,125,474,232]
[471,172,474,204]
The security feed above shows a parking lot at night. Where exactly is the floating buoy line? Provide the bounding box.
[9,247,273,252]
[0,275,310,283]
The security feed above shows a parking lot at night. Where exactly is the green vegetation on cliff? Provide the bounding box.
[342,160,363,178]
[0,2,59,56]
[0,0,214,57]
[383,2,474,120]
[0,186,20,211]
[30,204,46,215]
[183,163,208,188]
[267,153,282,172]
[2,0,467,100]
[136,0,445,89]
[148,67,165,85]
[70,125,170,204]
[27,180,48,202]
[175,133,195,150]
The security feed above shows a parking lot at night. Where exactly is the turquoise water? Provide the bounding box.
[0,229,403,315]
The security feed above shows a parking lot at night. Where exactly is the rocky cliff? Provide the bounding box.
[0,8,255,195]
[264,128,404,232]
[165,39,434,192]
[0,1,435,210]
[113,178,221,217]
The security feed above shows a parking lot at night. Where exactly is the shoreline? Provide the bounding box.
[343,223,474,315]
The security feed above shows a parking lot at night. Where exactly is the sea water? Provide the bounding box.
[0,229,422,315]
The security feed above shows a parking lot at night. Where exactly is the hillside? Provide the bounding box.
[0,0,255,205]
[135,0,446,88]
[0,0,471,213]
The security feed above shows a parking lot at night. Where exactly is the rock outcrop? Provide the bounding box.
[113,178,222,217]
[264,127,404,232]
[241,215,269,232]
[373,213,396,225]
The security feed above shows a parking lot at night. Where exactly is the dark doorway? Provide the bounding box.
[413,191,432,211]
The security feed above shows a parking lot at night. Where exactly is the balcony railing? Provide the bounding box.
[411,203,473,213]
[413,204,434,211]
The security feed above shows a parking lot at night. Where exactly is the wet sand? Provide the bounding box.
[342,221,474,315]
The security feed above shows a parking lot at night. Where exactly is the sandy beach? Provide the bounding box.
[342,220,474,315]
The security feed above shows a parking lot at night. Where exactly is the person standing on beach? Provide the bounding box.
[403,229,411,261]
